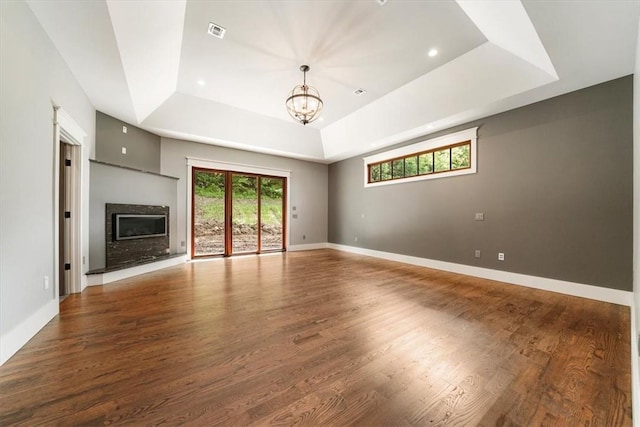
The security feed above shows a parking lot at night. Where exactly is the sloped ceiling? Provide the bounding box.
[27,0,640,163]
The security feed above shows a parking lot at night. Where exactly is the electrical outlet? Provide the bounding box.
[82,255,85,265]
[303,235,306,240]
[475,213,484,221]
[181,241,186,247]
[498,252,505,261]
[43,276,49,290]
[292,214,298,219]
[475,250,481,258]
[122,125,127,134]
[354,236,358,242]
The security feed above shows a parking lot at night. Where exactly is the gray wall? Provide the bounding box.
[1,1,96,362]
[89,161,178,270]
[96,111,161,173]
[160,138,328,252]
[329,76,633,291]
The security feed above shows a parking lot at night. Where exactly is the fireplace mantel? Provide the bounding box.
[89,159,178,180]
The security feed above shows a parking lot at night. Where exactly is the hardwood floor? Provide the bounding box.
[0,249,631,426]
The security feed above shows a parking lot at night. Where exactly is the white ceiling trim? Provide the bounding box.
[457,0,558,79]
[106,0,186,123]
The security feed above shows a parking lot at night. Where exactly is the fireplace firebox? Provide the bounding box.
[115,214,167,240]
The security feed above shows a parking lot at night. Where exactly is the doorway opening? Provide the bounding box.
[58,142,71,298]
[192,168,287,257]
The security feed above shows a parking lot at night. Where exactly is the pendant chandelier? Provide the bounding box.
[285,65,323,125]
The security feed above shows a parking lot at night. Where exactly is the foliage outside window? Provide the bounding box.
[363,127,477,187]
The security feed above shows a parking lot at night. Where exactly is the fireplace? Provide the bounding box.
[106,204,170,268]
[115,214,167,241]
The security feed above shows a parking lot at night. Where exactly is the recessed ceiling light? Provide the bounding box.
[207,22,226,39]
[428,48,438,57]
[197,80,205,86]
[354,88,366,96]
[376,0,388,5]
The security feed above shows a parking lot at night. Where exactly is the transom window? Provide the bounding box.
[363,127,477,187]
[368,141,471,183]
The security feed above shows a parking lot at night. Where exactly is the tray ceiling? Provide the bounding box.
[26,0,640,162]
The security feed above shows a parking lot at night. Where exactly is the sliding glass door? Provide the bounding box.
[231,174,259,254]
[192,168,286,257]
[192,169,226,257]
[260,177,284,251]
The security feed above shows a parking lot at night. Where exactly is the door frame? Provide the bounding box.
[186,157,291,259]
[53,107,85,296]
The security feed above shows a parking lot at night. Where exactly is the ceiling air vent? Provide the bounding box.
[354,88,366,96]
[208,22,226,39]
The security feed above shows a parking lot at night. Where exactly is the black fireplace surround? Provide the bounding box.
[106,203,170,268]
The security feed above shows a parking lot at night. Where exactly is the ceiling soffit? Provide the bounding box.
[26,0,138,123]
[106,0,187,123]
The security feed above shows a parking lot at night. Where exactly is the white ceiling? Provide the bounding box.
[27,0,640,163]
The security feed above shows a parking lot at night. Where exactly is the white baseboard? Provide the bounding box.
[288,243,329,252]
[328,243,633,306]
[1,298,59,365]
[86,255,188,286]
[80,273,88,292]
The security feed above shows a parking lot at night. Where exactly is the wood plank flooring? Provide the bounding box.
[0,249,631,426]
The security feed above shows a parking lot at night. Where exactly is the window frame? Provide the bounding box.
[363,127,477,188]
